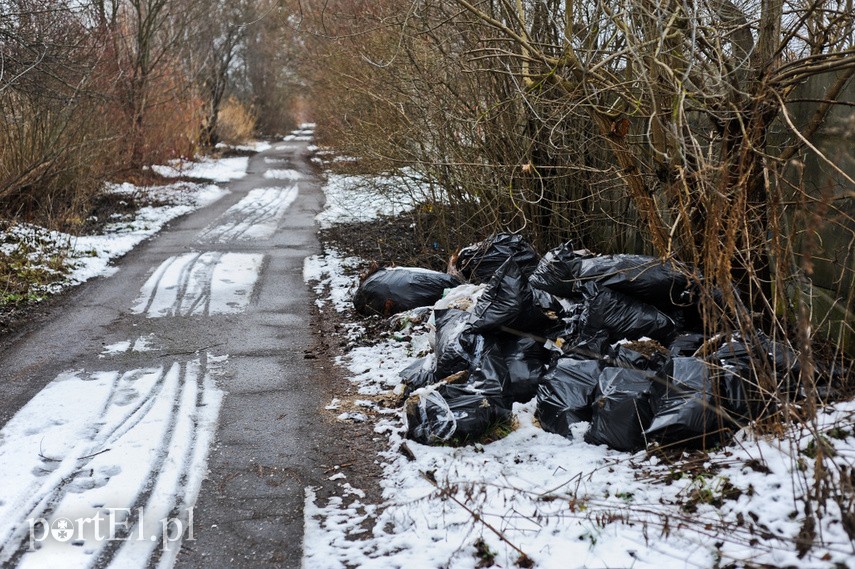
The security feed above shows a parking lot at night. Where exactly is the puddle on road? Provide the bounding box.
[196,186,298,243]
[132,252,263,318]
[0,355,226,568]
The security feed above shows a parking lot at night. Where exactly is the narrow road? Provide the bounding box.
[0,130,336,568]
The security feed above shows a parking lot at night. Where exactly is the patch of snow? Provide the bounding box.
[133,252,263,317]
[1,183,229,294]
[303,251,361,313]
[152,156,248,183]
[264,169,303,181]
[0,355,226,568]
[315,171,436,229]
[215,140,272,153]
[197,186,298,242]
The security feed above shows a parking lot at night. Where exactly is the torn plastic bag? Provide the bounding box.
[399,356,437,398]
[468,259,552,334]
[433,309,483,379]
[536,357,602,438]
[577,283,680,354]
[405,378,511,445]
[454,233,540,284]
[585,367,655,451]
[353,267,462,316]
[529,242,592,298]
[645,357,721,446]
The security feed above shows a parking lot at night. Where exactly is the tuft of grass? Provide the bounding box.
[217,97,256,144]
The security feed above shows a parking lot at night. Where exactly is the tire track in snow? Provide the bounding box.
[196,185,298,243]
[0,355,225,569]
[132,252,263,318]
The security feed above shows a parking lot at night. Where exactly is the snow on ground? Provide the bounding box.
[315,170,436,229]
[302,170,855,568]
[215,140,272,153]
[1,183,228,294]
[133,252,263,318]
[264,169,303,181]
[151,156,249,182]
[197,186,298,242]
[0,354,226,568]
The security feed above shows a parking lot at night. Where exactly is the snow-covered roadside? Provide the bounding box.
[1,150,256,299]
[302,171,855,567]
[2,182,228,296]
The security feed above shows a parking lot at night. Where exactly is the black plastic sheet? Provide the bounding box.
[529,242,590,298]
[668,333,707,357]
[610,342,669,372]
[353,267,461,316]
[455,233,540,284]
[585,367,655,451]
[536,357,602,438]
[399,356,437,398]
[499,335,551,404]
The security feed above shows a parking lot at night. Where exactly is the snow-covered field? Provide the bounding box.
[302,169,855,568]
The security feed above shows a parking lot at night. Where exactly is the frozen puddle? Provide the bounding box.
[196,186,298,242]
[0,356,225,568]
[133,252,263,317]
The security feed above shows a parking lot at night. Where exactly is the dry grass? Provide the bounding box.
[216,96,257,144]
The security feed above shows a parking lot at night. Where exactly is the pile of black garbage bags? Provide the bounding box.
[352,233,800,452]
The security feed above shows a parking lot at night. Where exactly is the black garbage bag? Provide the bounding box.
[713,333,801,421]
[536,357,602,438]
[668,333,707,357]
[610,342,670,372]
[529,242,593,298]
[353,267,461,316]
[713,339,755,422]
[571,254,696,309]
[405,377,511,444]
[468,259,553,334]
[433,309,484,379]
[455,233,540,284]
[585,367,655,451]
[645,357,720,446]
[499,335,551,404]
[399,356,437,398]
[577,283,680,354]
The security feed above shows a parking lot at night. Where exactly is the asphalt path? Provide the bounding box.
[0,136,335,568]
